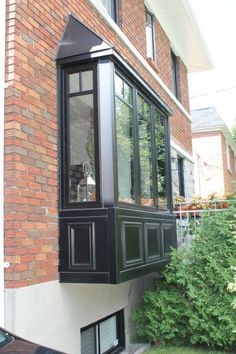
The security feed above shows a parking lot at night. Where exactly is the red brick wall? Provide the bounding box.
[4,0,192,288]
[153,19,172,91]
[119,0,146,58]
[177,57,190,112]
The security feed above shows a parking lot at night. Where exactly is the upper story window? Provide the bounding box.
[99,0,118,22]
[145,9,155,60]
[115,73,169,210]
[171,50,179,99]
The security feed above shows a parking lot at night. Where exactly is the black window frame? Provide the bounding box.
[178,157,185,197]
[171,50,179,99]
[145,8,156,60]
[59,62,101,209]
[114,70,171,211]
[81,310,125,354]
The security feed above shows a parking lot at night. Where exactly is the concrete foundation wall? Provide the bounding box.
[5,276,155,353]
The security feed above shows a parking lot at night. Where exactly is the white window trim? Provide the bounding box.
[87,0,192,122]
[171,140,194,163]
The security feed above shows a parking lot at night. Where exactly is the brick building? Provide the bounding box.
[1,0,211,353]
[192,107,236,198]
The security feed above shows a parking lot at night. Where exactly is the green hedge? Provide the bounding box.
[132,206,236,351]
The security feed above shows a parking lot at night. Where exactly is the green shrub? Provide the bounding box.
[132,206,236,350]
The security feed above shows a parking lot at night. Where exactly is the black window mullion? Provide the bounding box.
[164,117,172,211]
[68,89,94,98]
[150,105,158,208]
[132,88,140,205]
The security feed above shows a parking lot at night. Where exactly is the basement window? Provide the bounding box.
[81,311,125,354]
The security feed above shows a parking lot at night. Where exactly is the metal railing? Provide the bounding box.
[173,200,233,247]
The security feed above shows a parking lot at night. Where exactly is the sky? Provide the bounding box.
[188,0,236,130]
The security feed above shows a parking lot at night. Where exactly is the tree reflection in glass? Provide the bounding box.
[138,95,154,207]
[155,110,167,209]
[115,74,134,204]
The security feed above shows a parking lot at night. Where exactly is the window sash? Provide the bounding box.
[171,51,178,98]
[115,72,170,210]
[60,64,100,208]
[146,10,155,59]
[81,311,124,354]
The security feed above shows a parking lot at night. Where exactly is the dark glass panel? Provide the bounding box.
[115,97,135,204]
[154,110,167,209]
[68,94,96,203]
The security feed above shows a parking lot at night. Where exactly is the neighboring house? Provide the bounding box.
[192,107,236,198]
[1,0,211,353]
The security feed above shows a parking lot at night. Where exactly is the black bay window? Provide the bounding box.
[57,14,176,284]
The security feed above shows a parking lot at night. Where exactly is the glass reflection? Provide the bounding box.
[115,98,134,204]
[138,95,153,207]
[69,94,96,202]
[155,110,167,209]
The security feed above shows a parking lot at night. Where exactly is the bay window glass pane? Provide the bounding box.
[115,97,134,204]
[138,95,153,206]
[69,94,96,203]
[69,72,80,93]
[123,82,132,105]
[81,327,96,354]
[115,74,123,97]
[100,316,118,353]
[155,110,167,209]
[81,70,93,91]
[138,116,153,206]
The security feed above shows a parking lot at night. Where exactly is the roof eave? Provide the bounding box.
[145,0,213,73]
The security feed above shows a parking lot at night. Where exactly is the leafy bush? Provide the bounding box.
[132,206,236,350]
